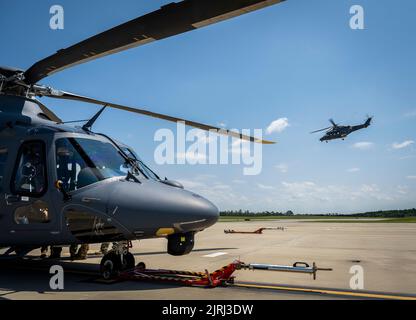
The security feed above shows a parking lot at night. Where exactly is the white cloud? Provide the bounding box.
[352,142,374,150]
[392,140,414,150]
[177,178,249,208]
[407,175,416,180]
[280,181,335,203]
[212,184,232,191]
[404,110,416,117]
[257,183,274,190]
[397,185,408,195]
[176,151,207,162]
[179,174,220,190]
[194,174,217,181]
[275,163,288,173]
[359,184,394,201]
[361,184,380,193]
[181,176,416,214]
[178,179,206,189]
[282,181,316,190]
[192,130,216,145]
[281,181,317,198]
[347,168,360,173]
[399,155,416,160]
[278,181,395,204]
[266,117,289,134]
[230,140,251,156]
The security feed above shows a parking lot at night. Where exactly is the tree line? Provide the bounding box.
[220,208,416,218]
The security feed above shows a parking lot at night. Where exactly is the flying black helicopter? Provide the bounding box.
[0,0,281,279]
[311,116,373,142]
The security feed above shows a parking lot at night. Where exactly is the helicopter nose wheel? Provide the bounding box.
[100,242,136,280]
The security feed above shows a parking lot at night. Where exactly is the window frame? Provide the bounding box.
[0,146,8,189]
[11,140,48,198]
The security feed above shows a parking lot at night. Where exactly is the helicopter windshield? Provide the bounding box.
[55,137,134,191]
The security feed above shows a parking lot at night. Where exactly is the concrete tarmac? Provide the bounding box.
[0,220,415,300]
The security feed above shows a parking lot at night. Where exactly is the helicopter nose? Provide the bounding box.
[107,180,219,236]
[178,193,219,231]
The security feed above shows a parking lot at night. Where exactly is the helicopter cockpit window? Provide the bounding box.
[12,141,47,197]
[55,138,128,191]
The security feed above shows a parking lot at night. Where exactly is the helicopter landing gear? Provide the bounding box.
[100,241,135,280]
[2,246,36,258]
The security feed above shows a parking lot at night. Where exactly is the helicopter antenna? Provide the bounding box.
[82,105,107,132]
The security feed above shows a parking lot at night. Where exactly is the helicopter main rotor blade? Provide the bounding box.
[329,118,337,127]
[310,126,332,134]
[43,90,275,144]
[23,0,285,85]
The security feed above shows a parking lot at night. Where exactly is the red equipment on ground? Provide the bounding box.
[118,261,241,287]
[116,260,331,287]
[224,227,284,234]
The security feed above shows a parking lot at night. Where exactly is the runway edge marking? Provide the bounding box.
[203,252,228,258]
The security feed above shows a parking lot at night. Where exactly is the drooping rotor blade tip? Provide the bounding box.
[262,140,277,144]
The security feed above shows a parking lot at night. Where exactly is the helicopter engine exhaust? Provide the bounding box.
[167,232,195,256]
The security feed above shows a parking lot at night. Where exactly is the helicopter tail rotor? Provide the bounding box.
[364,114,373,127]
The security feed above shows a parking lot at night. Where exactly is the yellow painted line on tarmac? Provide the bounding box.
[231,283,416,300]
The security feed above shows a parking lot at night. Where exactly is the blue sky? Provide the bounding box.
[1,0,415,213]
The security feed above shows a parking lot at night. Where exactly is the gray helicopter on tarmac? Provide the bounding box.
[311,116,373,142]
[0,0,281,279]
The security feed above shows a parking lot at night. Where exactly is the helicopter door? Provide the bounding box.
[5,140,59,237]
